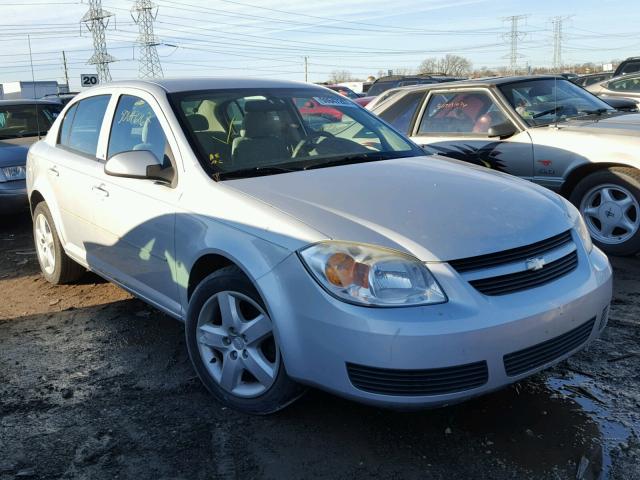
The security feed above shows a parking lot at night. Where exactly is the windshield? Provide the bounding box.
[171,88,421,180]
[498,78,615,126]
[0,103,61,139]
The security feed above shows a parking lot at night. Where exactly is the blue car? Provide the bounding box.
[0,100,61,214]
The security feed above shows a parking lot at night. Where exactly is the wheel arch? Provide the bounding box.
[29,189,46,215]
[560,162,637,198]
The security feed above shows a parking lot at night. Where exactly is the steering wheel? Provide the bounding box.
[292,130,335,158]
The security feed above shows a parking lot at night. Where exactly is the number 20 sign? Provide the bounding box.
[81,74,99,87]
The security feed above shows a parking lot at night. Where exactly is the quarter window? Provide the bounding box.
[418,91,507,135]
[378,91,424,134]
[108,95,170,165]
[59,95,110,156]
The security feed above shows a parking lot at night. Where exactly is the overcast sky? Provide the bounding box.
[1,0,639,89]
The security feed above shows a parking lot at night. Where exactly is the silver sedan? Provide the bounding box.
[27,79,612,414]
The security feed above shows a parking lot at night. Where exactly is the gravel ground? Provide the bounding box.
[1,213,638,480]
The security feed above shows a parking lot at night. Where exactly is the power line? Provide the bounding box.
[131,0,163,78]
[81,0,116,82]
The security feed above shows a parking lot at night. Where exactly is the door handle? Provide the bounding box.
[48,166,59,177]
[92,184,109,198]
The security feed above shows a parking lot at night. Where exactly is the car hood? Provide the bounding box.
[558,112,640,135]
[0,137,36,167]
[225,156,571,262]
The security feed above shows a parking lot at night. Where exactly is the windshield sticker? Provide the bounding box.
[313,96,355,107]
[436,101,468,111]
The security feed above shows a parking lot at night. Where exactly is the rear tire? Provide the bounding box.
[569,167,640,256]
[185,266,304,415]
[32,202,85,284]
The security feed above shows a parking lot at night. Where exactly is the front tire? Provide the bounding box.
[570,167,640,256]
[185,266,304,414]
[33,202,85,284]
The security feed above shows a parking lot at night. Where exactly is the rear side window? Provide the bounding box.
[59,95,110,156]
[417,91,507,135]
[608,77,640,93]
[108,95,169,164]
[378,91,424,134]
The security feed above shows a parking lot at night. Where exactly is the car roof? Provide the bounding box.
[373,75,567,92]
[0,99,62,106]
[84,78,320,95]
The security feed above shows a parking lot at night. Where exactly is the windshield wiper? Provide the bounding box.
[217,164,303,180]
[301,153,388,171]
[533,105,565,119]
[581,108,609,116]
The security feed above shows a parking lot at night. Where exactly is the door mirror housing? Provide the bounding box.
[105,150,174,183]
[487,121,517,139]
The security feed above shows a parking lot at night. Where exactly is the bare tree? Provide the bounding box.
[418,54,472,76]
[328,69,352,83]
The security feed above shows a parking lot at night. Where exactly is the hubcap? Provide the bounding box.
[580,184,640,245]
[196,291,279,398]
[34,214,56,275]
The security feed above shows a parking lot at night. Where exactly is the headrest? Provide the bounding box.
[186,113,209,131]
[243,111,280,138]
[244,99,286,113]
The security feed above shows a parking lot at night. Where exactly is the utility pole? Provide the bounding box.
[502,15,528,74]
[304,56,308,82]
[551,16,572,72]
[81,0,116,83]
[62,51,70,91]
[131,0,164,79]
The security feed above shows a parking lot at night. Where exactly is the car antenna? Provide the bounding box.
[28,34,42,141]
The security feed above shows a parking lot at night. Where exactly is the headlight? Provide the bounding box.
[1,166,26,181]
[298,241,447,307]
[563,198,593,253]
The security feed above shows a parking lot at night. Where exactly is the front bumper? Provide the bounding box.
[257,243,612,409]
[0,180,28,214]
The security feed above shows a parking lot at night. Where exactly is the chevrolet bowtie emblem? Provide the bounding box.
[526,257,546,271]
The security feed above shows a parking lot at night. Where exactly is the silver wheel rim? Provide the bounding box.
[35,213,56,275]
[580,183,640,245]
[196,291,279,398]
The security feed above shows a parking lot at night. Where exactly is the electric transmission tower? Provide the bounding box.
[131,0,164,79]
[551,16,572,72]
[82,0,116,83]
[502,15,528,74]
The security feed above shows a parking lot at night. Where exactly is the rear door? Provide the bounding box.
[410,89,534,179]
[46,95,111,260]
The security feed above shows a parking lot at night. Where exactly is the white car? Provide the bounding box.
[371,76,640,256]
[27,79,612,414]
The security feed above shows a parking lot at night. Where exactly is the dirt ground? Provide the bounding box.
[1,213,638,480]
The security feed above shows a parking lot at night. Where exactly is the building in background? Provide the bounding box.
[0,81,69,100]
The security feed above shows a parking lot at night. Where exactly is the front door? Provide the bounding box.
[411,89,534,180]
[89,92,182,317]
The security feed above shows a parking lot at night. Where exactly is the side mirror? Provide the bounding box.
[487,121,517,139]
[105,150,173,183]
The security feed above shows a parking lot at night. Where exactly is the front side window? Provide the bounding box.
[378,91,424,134]
[0,103,61,140]
[108,95,170,165]
[59,95,110,156]
[499,79,614,126]
[608,76,640,93]
[171,88,421,180]
[417,91,508,135]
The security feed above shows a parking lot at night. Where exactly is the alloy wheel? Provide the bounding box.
[580,183,640,245]
[35,213,56,275]
[196,291,279,398]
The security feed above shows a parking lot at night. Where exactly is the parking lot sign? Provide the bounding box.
[81,74,99,87]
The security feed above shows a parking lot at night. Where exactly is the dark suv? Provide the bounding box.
[614,57,640,76]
